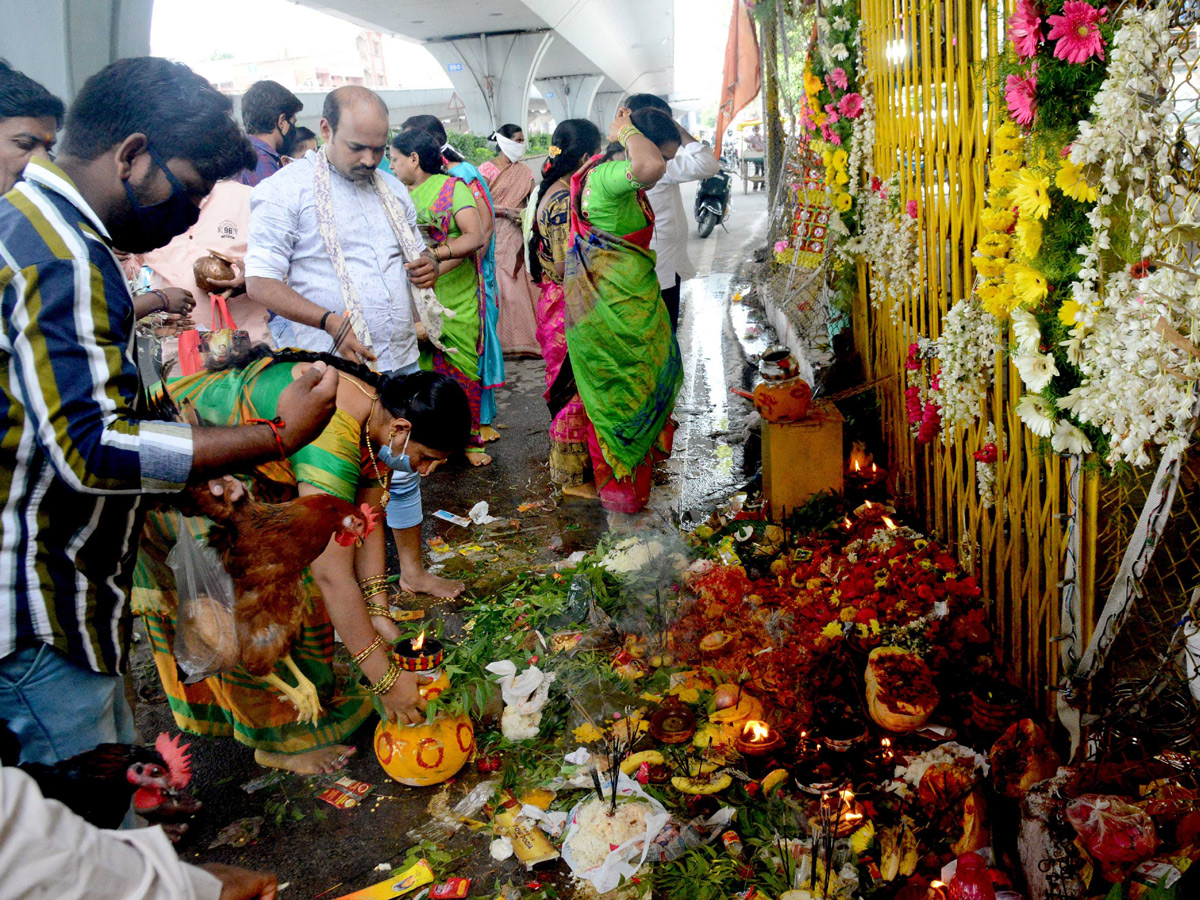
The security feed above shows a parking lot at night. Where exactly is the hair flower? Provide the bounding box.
[547,145,562,158]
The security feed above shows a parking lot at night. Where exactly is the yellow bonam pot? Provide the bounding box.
[373,670,475,786]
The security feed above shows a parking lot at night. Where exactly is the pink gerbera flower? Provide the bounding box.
[1008,0,1043,60]
[839,92,864,119]
[823,104,841,126]
[1004,71,1038,125]
[1046,1,1106,64]
[906,199,919,218]
[827,68,849,91]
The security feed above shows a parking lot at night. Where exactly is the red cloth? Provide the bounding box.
[715,1,763,158]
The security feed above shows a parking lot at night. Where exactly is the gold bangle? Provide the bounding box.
[352,636,384,666]
[618,125,641,147]
[366,602,393,619]
[357,574,388,589]
[367,661,402,695]
[362,585,389,601]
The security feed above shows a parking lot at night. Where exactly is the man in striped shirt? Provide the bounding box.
[0,57,340,767]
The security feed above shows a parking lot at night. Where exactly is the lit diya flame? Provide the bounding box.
[853,458,861,472]
[743,719,772,743]
[836,788,864,828]
[882,516,898,530]
[842,516,854,530]
[412,630,427,652]
[871,463,878,474]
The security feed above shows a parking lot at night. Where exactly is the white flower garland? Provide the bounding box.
[934,294,999,438]
[1060,2,1200,465]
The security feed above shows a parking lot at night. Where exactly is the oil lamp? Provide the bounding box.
[735,719,784,756]
[395,629,444,672]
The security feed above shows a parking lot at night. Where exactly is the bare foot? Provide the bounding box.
[479,425,501,443]
[400,569,465,599]
[467,452,493,467]
[254,745,355,775]
[562,481,600,500]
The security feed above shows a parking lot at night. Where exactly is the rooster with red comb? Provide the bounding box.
[3,721,201,840]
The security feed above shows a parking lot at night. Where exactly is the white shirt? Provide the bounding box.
[244,150,421,372]
[646,141,720,289]
[0,767,221,900]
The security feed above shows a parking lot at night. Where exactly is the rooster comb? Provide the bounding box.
[154,732,193,789]
[359,502,382,536]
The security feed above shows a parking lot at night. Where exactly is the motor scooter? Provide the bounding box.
[695,158,734,238]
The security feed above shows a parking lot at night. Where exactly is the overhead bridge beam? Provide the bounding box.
[423,29,554,134]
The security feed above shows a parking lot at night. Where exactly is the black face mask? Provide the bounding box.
[279,120,298,157]
[117,145,201,253]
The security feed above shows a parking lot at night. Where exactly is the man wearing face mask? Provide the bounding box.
[0,57,341,768]
[234,80,303,188]
[245,86,459,600]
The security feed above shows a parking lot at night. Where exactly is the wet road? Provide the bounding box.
[131,173,771,897]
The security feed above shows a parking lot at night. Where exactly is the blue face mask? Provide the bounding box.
[376,431,412,473]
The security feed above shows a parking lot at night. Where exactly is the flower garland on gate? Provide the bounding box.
[929,0,1195,467]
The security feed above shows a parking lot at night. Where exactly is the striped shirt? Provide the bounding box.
[0,158,194,675]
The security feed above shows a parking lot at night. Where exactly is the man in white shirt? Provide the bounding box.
[625,94,719,331]
[245,86,463,600]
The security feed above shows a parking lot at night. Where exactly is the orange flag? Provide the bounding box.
[715,0,762,158]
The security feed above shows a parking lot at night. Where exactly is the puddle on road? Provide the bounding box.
[643,273,769,520]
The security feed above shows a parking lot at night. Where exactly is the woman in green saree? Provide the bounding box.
[390,130,492,466]
[563,107,686,513]
[133,350,470,774]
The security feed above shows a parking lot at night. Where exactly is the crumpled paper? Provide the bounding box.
[560,773,670,894]
[486,660,556,740]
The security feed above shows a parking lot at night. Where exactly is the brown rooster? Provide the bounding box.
[178,480,381,723]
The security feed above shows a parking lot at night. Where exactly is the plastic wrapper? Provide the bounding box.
[1066,793,1159,882]
[168,518,239,682]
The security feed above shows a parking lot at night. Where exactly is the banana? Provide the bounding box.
[619,750,664,775]
[671,772,733,795]
[878,826,901,882]
[760,768,789,795]
[899,818,919,877]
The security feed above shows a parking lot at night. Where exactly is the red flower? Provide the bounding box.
[1130,259,1153,278]
[974,442,998,463]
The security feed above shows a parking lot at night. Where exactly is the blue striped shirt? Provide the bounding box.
[0,158,194,674]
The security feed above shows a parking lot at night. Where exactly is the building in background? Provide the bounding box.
[194,29,389,93]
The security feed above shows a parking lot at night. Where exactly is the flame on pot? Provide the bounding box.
[742,719,772,743]
[412,630,427,652]
[882,516,898,530]
[853,459,861,472]
[842,517,854,530]
[871,463,878,474]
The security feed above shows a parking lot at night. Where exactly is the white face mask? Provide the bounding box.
[495,133,526,162]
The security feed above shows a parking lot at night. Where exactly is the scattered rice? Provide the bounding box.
[565,798,652,870]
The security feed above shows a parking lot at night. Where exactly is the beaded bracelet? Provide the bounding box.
[366,661,402,695]
[352,635,384,666]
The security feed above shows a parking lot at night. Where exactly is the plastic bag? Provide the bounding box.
[559,773,671,893]
[1066,793,1158,882]
[168,516,239,682]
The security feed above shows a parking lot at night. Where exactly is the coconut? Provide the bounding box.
[713,683,741,710]
[193,251,237,293]
[176,594,239,677]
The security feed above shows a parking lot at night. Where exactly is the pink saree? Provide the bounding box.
[481,159,542,356]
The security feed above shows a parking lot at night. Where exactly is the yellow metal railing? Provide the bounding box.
[857,0,1084,712]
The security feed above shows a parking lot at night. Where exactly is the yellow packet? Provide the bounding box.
[333,859,434,900]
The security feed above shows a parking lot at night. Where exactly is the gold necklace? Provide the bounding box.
[349,378,390,508]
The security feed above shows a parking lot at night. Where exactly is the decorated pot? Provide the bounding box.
[373,667,473,786]
[374,713,474,787]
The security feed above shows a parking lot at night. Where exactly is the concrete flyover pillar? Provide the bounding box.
[424,30,553,135]
[0,0,153,103]
[591,91,626,133]
[535,74,603,126]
